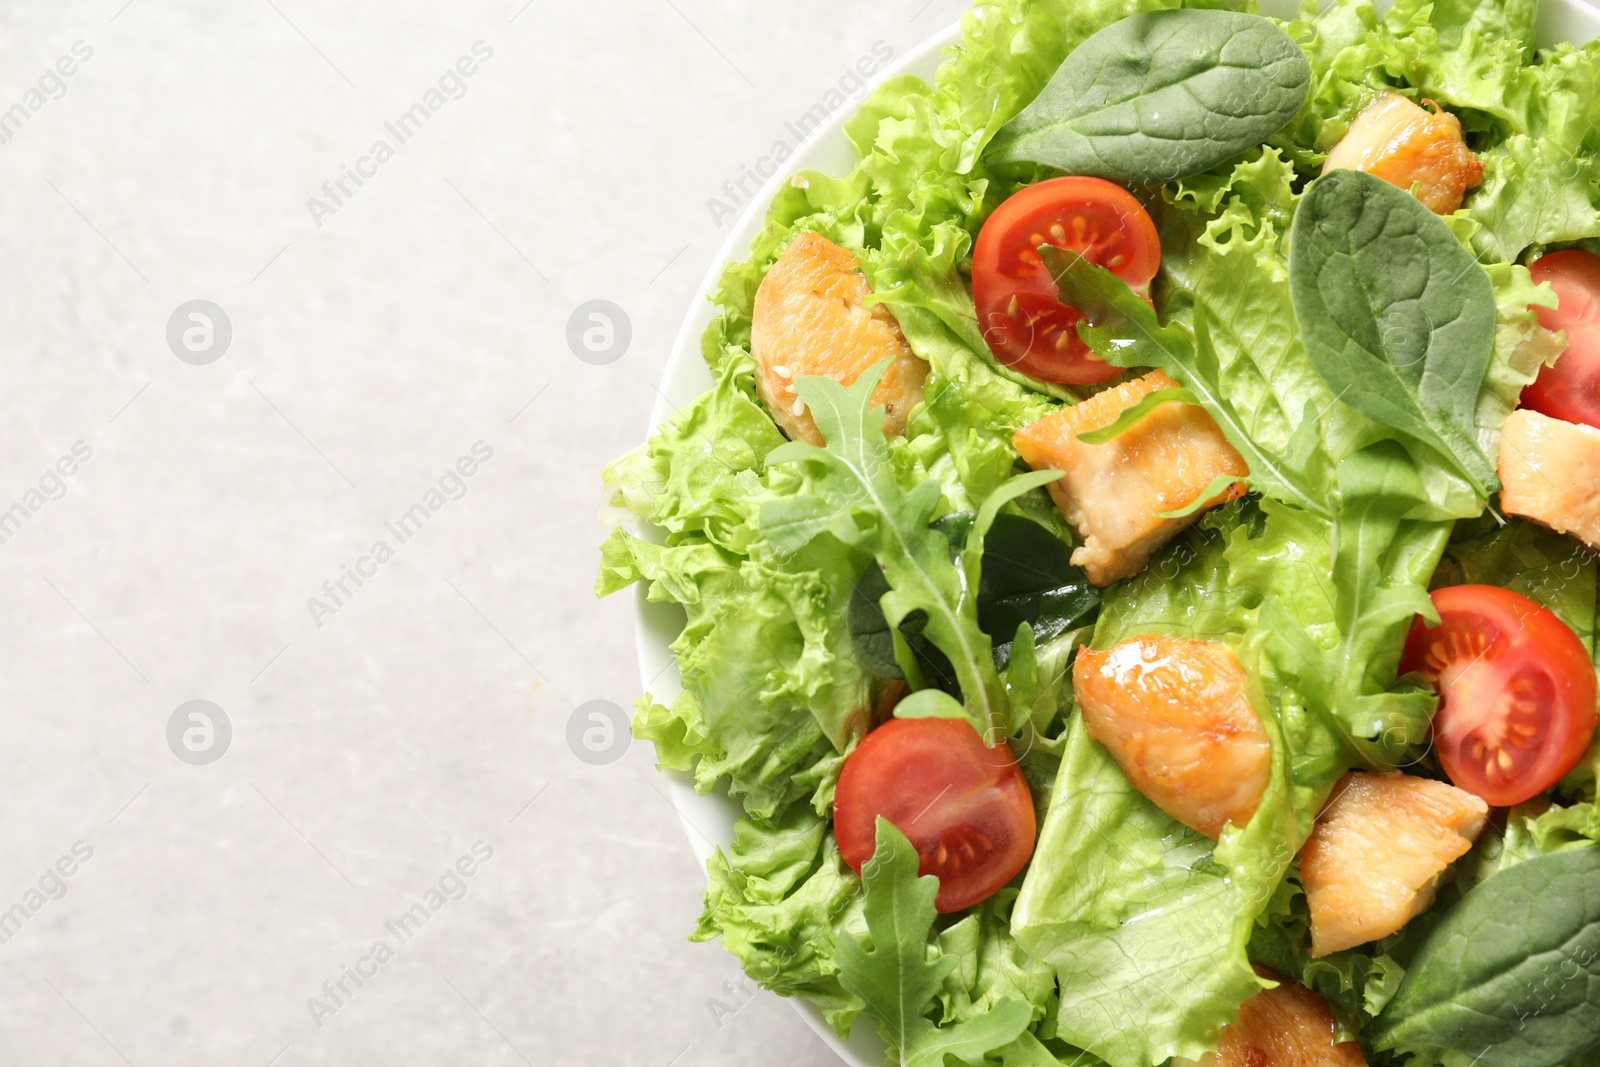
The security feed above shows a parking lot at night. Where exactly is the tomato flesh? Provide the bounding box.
[833,716,1035,913]
[1400,584,1598,806]
[1523,250,1600,430]
[971,177,1161,385]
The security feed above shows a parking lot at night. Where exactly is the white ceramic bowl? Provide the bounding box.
[633,1,1600,1061]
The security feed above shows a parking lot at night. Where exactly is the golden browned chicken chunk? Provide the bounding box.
[1072,636,1270,840]
[1322,92,1483,214]
[1175,968,1366,1067]
[1299,772,1488,958]
[1012,370,1248,586]
[1497,408,1600,549]
[749,231,929,446]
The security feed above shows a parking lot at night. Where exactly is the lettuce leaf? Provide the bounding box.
[693,806,867,1032]
[601,354,784,544]
[599,354,876,794]
[1013,507,1301,1067]
[1281,0,1600,262]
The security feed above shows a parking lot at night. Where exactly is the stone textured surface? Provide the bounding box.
[0,1,966,1063]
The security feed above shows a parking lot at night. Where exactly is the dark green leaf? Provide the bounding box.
[973,513,1099,666]
[1288,169,1500,495]
[849,513,1099,680]
[1368,848,1600,1066]
[988,9,1309,183]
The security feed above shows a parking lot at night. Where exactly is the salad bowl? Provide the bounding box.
[629,0,1600,1063]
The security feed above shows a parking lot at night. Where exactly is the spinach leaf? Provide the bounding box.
[835,819,1032,1066]
[987,9,1309,183]
[1288,169,1500,496]
[1041,245,1332,519]
[972,513,1099,665]
[1367,848,1600,1066]
[850,513,1098,680]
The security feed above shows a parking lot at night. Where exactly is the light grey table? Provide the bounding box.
[0,1,968,1063]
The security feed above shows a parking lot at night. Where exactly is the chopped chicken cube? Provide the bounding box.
[1012,370,1248,586]
[1174,967,1367,1067]
[1072,635,1270,839]
[1498,408,1600,549]
[749,231,929,446]
[1323,92,1483,214]
[1299,772,1488,958]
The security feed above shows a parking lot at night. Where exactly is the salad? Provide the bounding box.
[598,0,1600,1063]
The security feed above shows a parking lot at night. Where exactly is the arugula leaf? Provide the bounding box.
[1155,473,1247,520]
[837,819,1032,1066]
[1368,848,1600,1066]
[988,10,1310,184]
[1074,386,1195,445]
[762,363,1058,740]
[849,513,1098,680]
[1041,245,1331,518]
[1288,169,1500,496]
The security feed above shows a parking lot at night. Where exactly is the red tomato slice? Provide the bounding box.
[971,176,1161,385]
[833,716,1035,913]
[1523,250,1600,430]
[1400,585,1598,807]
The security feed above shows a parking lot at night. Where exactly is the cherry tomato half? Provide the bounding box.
[833,716,1035,913]
[1400,585,1598,806]
[971,176,1161,385]
[1523,250,1600,430]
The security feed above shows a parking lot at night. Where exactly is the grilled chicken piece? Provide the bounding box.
[1322,92,1483,214]
[1072,636,1270,839]
[1175,967,1366,1067]
[1299,772,1488,958]
[1013,370,1248,586]
[1498,408,1600,549]
[749,231,929,446]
